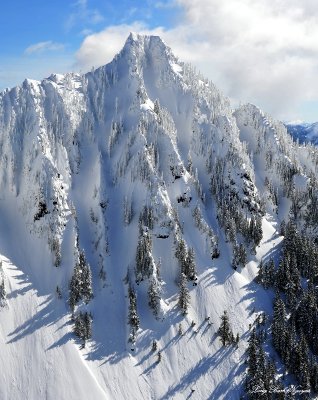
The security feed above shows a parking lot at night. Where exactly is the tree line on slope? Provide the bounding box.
[250,219,318,397]
[69,249,93,347]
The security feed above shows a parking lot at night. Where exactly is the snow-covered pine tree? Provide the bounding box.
[0,261,5,304]
[175,237,187,275]
[148,276,161,318]
[245,328,279,399]
[257,258,275,289]
[217,311,234,346]
[0,278,6,304]
[51,237,62,267]
[249,215,263,248]
[128,285,140,344]
[135,223,153,282]
[186,152,193,175]
[139,205,154,230]
[152,340,157,352]
[56,285,62,299]
[271,295,287,359]
[293,332,310,390]
[280,219,286,236]
[311,362,318,393]
[74,311,92,347]
[69,250,93,312]
[232,243,247,269]
[153,99,162,124]
[178,273,190,315]
[81,254,93,301]
[184,247,197,281]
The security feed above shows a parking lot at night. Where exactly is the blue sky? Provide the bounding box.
[1,0,317,122]
[0,1,178,54]
[0,1,180,88]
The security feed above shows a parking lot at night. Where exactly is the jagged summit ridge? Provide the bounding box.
[0,33,176,97]
[123,32,171,55]
[118,32,176,65]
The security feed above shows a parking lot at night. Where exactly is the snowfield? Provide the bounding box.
[0,216,280,400]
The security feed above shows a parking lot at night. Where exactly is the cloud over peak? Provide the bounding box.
[75,0,318,121]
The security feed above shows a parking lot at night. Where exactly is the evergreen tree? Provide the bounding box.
[0,278,6,302]
[217,311,233,346]
[246,328,279,399]
[293,333,310,390]
[256,259,264,285]
[153,99,162,124]
[225,214,237,244]
[128,286,140,343]
[264,259,275,288]
[235,333,240,345]
[272,295,287,359]
[184,247,197,281]
[80,252,93,303]
[152,340,157,352]
[148,277,161,317]
[74,311,92,347]
[178,273,190,315]
[69,250,93,312]
[248,215,263,249]
[275,254,300,302]
[280,219,286,236]
[296,287,318,353]
[135,226,153,282]
[139,205,154,230]
[51,237,61,267]
[232,243,247,269]
[56,285,62,299]
[123,196,133,225]
[257,259,275,289]
[175,238,187,274]
[187,152,193,175]
[310,361,318,393]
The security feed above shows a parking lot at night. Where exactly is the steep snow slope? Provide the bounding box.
[0,34,317,399]
[0,201,108,400]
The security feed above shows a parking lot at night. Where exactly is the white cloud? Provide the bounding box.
[24,41,65,55]
[66,0,104,31]
[75,22,199,70]
[173,0,318,119]
[75,23,154,69]
[154,1,177,9]
[75,0,318,120]
[80,29,93,36]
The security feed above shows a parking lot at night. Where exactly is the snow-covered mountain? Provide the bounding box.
[0,33,318,399]
[285,121,318,145]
